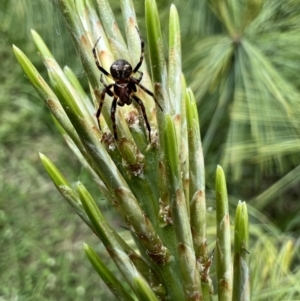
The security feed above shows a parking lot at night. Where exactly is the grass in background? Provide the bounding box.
[0,0,118,300]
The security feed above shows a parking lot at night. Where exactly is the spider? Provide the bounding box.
[92,27,163,142]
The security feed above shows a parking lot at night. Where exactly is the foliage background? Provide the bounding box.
[1,1,111,300]
[1,0,300,300]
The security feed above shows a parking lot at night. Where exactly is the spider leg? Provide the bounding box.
[135,70,143,83]
[132,27,144,74]
[111,97,119,140]
[134,81,163,111]
[100,74,108,87]
[92,37,113,79]
[95,84,114,130]
[132,94,151,142]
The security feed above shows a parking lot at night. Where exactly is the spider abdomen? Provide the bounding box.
[110,59,132,80]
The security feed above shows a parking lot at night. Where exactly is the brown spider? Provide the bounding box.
[92,27,163,142]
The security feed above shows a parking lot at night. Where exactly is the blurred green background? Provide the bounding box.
[1,0,300,300]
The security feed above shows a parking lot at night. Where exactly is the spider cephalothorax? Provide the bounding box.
[92,27,163,142]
